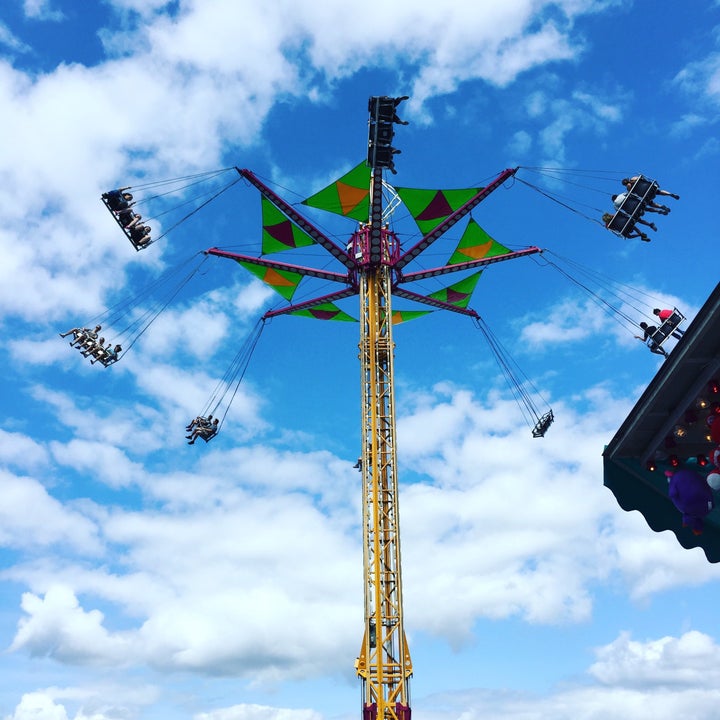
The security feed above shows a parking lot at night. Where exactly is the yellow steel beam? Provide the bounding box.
[356,223,412,720]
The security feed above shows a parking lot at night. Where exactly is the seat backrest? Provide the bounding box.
[630,176,659,201]
[620,195,642,214]
[607,211,635,236]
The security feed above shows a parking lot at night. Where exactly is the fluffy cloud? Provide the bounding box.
[421,684,720,720]
[0,470,100,552]
[0,22,31,53]
[195,705,322,720]
[4,684,160,720]
[8,382,718,684]
[674,53,720,110]
[23,0,65,22]
[10,586,132,666]
[590,630,720,688]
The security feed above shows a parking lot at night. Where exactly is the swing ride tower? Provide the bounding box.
[201,97,546,720]
[353,169,411,720]
[97,96,550,720]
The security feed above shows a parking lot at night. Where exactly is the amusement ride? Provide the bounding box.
[62,96,692,720]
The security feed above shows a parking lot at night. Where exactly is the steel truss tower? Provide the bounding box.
[354,170,412,720]
[204,101,541,720]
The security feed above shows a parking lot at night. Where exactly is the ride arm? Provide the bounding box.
[395,167,519,270]
[263,287,358,320]
[236,168,356,270]
[205,248,351,283]
[392,287,480,318]
[397,246,541,283]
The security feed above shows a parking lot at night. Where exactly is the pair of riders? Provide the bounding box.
[186,415,220,444]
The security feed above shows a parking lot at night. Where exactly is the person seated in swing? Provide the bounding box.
[81,336,105,357]
[68,324,101,347]
[102,188,133,211]
[117,208,142,228]
[652,308,685,339]
[187,417,219,444]
[634,322,668,357]
[532,410,554,438]
[186,415,212,432]
[59,326,82,340]
[130,224,152,247]
[622,176,679,200]
[612,192,670,215]
[91,343,122,366]
[602,213,650,242]
[86,340,112,363]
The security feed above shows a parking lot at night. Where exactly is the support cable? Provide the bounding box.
[534,251,676,334]
[472,316,553,435]
[514,176,604,225]
[117,254,210,355]
[120,168,236,193]
[150,177,243,242]
[201,317,265,430]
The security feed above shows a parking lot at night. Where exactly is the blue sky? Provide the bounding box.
[2,1,720,719]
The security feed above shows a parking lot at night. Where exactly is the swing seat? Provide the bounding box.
[649,308,685,346]
[627,175,659,201]
[532,410,554,438]
[102,195,152,252]
[607,176,661,238]
[606,210,636,237]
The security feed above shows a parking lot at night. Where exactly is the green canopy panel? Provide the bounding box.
[262,196,316,254]
[392,310,432,324]
[236,259,303,301]
[448,218,510,265]
[395,186,484,235]
[290,302,356,321]
[428,272,482,309]
[301,162,371,222]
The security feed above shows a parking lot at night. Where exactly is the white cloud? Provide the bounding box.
[395,383,720,638]
[421,684,720,720]
[0,22,31,53]
[533,90,624,164]
[0,429,50,471]
[590,630,720,688]
[4,684,160,720]
[514,284,695,353]
[6,692,69,720]
[23,0,65,22]
[195,705,322,720]
[4,378,720,690]
[49,439,145,488]
[0,470,100,553]
[670,113,710,137]
[10,586,132,666]
[507,129,532,158]
[674,52,720,110]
